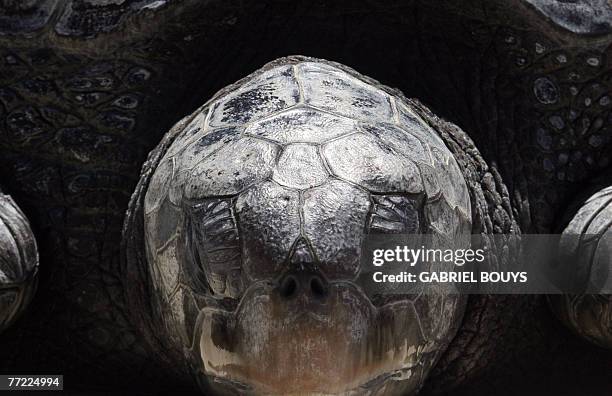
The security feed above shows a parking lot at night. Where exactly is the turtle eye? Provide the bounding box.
[358,194,424,304]
[184,198,245,299]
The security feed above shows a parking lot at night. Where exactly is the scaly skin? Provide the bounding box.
[0,0,610,394]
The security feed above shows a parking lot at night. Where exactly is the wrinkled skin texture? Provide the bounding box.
[0,0,611,395]
[141,58,471,394]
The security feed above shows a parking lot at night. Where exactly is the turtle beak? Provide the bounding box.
[191,271,427,395]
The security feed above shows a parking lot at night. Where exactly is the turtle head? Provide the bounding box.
[133,58,472,395]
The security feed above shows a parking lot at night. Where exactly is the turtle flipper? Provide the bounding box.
[0,192,38,334]
[549,185,612,349]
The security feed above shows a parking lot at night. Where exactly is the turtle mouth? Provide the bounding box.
[203,367,419,396]
[190,281,429,395]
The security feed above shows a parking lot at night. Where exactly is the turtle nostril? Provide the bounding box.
[278,271,329,301]
[310,275,327,299]
[279,275,298,299]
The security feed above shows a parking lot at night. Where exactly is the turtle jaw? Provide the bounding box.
[191,281,432,396]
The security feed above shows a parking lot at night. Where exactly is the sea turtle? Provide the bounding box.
[0,1,611,395]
